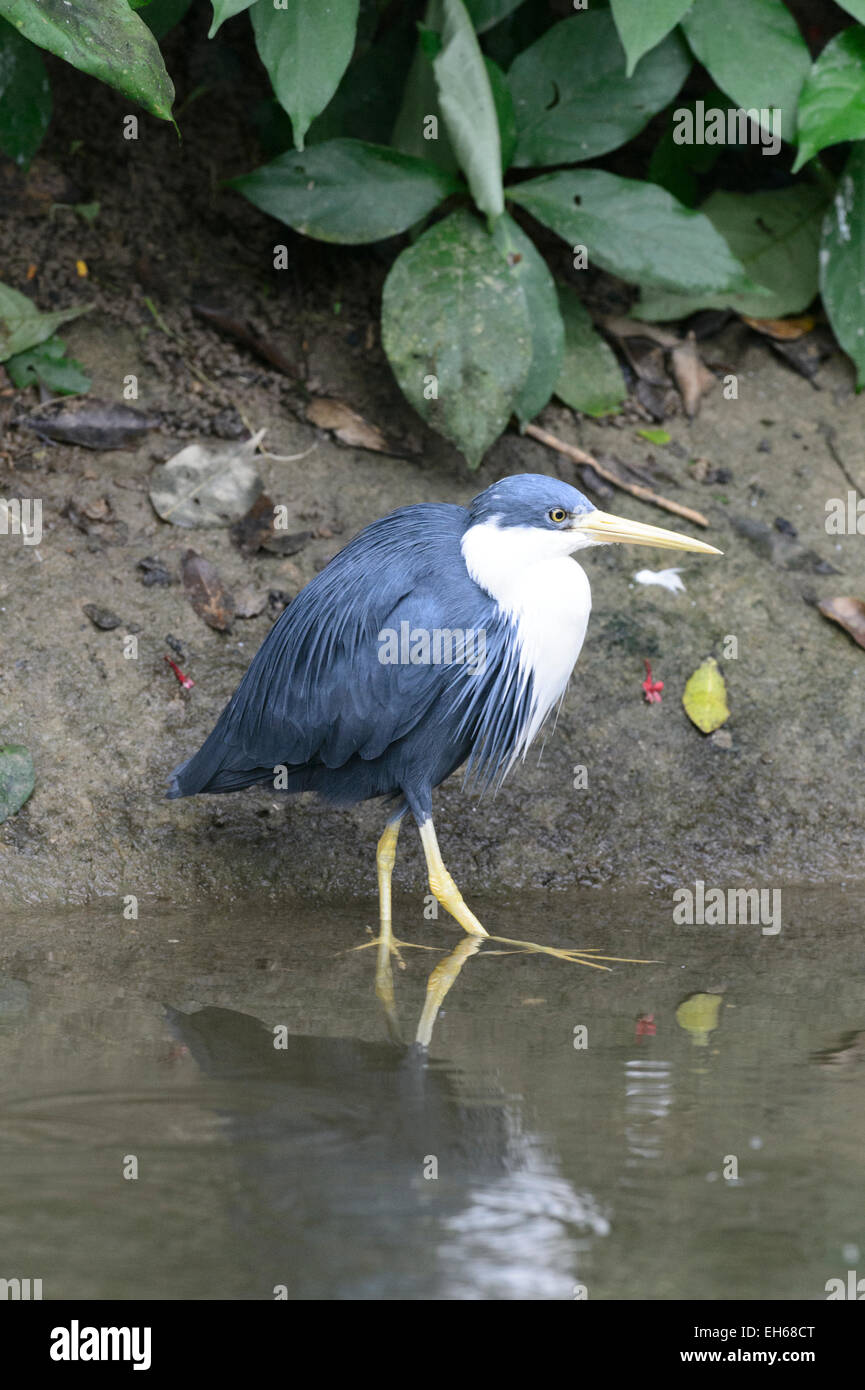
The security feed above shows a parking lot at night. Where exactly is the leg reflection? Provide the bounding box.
[415,936,484,1049]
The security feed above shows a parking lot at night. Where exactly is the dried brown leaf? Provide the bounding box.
[742,314,816,341]
[22,399,157,449]
[599,315,681,348]
[193,304,300,378]
[230,494,311,557]
[671,332,715,419]
[306,397,389,453]
[818,596,865,650]
[180,549,235,632]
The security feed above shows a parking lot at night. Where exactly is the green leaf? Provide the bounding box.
[230,139,460,244]
[820,143,865,387]
[793,28,865,172]
[835,0,865,20]
[74,200,100,225]
[509,170,751,294]
[681,0,810,141]
[0,0,175,121]
[391,21,458,172]
[465,0,523,33]
[307,20,415,146]
[483,3,551,69]
[140,0,193,40]
[433,0,503,220]
[485,57,517,171]
[637,427,672,444]
[638,184,828,320]
[554,286,625,418]
[508,11,691,167]
[4,334,91,394]
[0,744,34,823]
[682,657,729,733]
[491,215,563,424]
[208,0,258,39]
[0,281,91,362]
[610,0,694,77]
[648,91,727,207]
[0,16,51,166]
[251,0,359,151]
[381,209,532,466]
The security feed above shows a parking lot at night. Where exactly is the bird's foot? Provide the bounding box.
[348,925,444,969]
[485,935,656,971]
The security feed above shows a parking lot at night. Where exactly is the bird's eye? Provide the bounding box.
[549,508,567,524]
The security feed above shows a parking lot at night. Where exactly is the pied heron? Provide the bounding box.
[169,474,719,974]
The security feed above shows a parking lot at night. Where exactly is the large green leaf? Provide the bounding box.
[836,1,865,20]
[820,143,865,387]
[793,28,865,173]
[554,286,626,418]
[509,170,751,294]
[0,0,174,120]
[647,88,728,207]
[433,0,503,219]
[681,0,810,141]
[209,0,258,39]
[230,139,459,244]
[638,184,827,320]
[0,16,50,165]
[307,20,415,146]
[465,0,523,33]
[610,0,694,77]
[508,11,691,167]
[485,57,516,170]
[492,215,563,424]
[0,281,91,361]
[391,36,457,171]
[251,0,359,151]
[381,209,532,466]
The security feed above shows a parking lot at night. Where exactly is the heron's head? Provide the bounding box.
[466,474,721,562]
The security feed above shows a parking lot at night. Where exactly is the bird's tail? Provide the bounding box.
[167,720,276,798]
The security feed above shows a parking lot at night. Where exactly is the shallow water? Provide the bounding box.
[0,886,863,1301]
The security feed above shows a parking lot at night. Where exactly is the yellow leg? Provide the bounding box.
[376,816,400,949]
[418,818,488,937]
[418,817,652,969]
[350,816,442,964]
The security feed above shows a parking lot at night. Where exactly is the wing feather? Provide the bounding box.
[169,504,495,795]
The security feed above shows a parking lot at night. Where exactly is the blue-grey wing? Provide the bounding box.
[168,504,495,795]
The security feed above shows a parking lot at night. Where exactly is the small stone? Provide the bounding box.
[709,729,733,750]
[82,603,122,630]
[234,587,269,619]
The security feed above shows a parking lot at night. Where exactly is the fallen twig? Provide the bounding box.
[523,421,710,528]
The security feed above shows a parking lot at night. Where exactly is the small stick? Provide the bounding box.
[523,421,710,529]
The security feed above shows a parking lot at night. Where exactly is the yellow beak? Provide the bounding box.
[572,509,722,554]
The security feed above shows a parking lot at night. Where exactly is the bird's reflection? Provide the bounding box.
[371,926,632,1049]
[368,931,483,1048]
[167,1002,607,1299]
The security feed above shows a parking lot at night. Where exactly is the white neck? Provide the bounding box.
[461,521,592,757]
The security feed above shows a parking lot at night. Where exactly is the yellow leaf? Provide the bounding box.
[676,992,722,1046]
[682,657,729,734]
